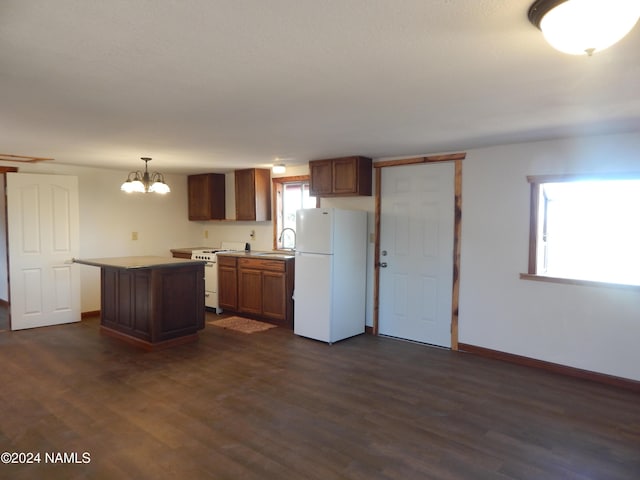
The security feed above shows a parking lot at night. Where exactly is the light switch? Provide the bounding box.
[132,231,138,241]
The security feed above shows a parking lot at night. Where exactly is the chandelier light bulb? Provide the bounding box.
[120,157,170,194]
[529,0,640,55]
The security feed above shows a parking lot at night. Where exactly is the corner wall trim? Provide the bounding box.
[458,343,640,394]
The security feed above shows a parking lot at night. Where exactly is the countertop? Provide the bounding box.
[169,247,217,255]
[216,251,295,260]
[74,256,206,269]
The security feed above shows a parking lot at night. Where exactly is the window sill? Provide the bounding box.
[519,273,640,291]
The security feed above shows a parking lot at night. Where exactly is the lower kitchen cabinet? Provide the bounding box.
[218,256,238,311]
[218,255,294,328]
[238,267,263,315]
[261,271,287,319]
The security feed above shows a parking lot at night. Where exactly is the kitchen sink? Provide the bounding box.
[252,251,295,258]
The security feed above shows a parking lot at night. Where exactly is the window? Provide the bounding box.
[272,176,317,250]
[527,174,640,286]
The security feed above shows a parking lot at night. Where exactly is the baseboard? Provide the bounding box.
[458,343,640,394]
[100,326,199,351]
[2,304,98,319]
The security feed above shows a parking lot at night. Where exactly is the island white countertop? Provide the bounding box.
[73,256,205,269]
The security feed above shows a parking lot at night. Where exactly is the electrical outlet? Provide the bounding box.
[132,231,138,241]
[204,230,209,239]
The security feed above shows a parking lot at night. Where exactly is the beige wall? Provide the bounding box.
[3,130,639,382]
[459,131,640,381]
[0,161,201,312]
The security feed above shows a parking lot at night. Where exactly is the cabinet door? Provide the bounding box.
[332,157,359,195]
[253,168,271,221]
[188,174,225,220]
[235,169,256,221]
[218,265,238,310]
[235,169,271,221]
[309,160,333,196]
[309,157,372,197]
[262,271,286,320]
[188,174,209,220]
[238,268,263,315]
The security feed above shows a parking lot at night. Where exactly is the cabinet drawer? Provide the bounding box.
[217,256,237,267]
[238,258,285,272]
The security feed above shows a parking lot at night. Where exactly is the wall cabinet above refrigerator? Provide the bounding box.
[309,156,372,197]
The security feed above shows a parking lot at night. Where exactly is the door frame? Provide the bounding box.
[373,153,465,350]
[0,167,18,328]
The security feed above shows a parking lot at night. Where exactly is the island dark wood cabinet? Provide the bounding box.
[235,168,271,221]
[188,173,226,220]
[74,257,205,350]
[218,254,294,328]
[309,156,372,197]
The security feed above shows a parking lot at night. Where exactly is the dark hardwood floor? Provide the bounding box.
[1,313,638,479]
[0,305,8,332]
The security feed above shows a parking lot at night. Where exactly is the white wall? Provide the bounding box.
[459,132,640,381]
[1,161,201,312]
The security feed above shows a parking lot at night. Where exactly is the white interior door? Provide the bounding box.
[7,173,80,330]
[378,162,454,347]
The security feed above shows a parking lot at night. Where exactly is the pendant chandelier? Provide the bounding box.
[120,157,170,194]
[528,0,640,56]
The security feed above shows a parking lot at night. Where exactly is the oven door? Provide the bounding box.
[203,260,218,309]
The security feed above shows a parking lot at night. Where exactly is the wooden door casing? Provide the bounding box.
[373,153,464,350]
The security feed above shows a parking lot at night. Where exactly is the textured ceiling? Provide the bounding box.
[1,0,639,174]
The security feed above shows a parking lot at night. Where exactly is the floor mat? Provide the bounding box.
[208,316,277,334]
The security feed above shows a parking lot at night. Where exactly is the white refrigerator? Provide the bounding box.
[294,208,367,343]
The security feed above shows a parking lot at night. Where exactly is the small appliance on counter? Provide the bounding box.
[191,241,247,313]
[294,208,367,343]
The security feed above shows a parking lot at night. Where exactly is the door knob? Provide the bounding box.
[379,262,388,268]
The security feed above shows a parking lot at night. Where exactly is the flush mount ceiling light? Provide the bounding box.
[528,0,640,56]
[272,164,286,174]
[120,157,170,194]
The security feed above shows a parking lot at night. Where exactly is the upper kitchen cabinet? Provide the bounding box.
[188,173,226,221]
[309,156,372,197]
[235,168,271,221]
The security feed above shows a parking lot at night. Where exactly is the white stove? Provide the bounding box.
[192,241,247,312]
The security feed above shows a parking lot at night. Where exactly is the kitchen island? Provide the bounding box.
[74,256,205,350]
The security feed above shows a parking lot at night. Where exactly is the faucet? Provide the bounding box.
[278,228,296,250]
